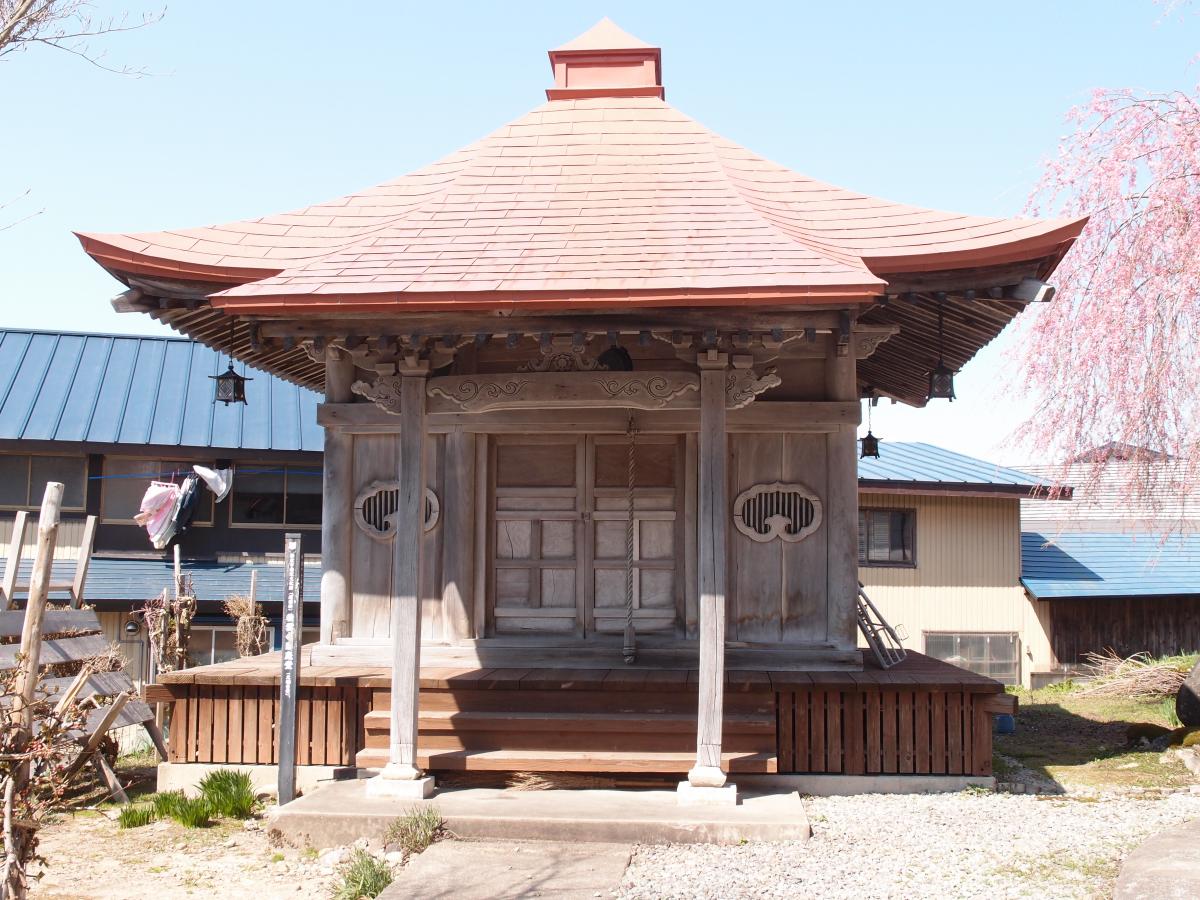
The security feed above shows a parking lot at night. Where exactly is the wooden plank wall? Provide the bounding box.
[1048,596,1200,666]
[776,688,993,777]
[168,685,370,767]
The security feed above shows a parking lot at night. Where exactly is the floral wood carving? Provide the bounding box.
[726,367,781,409]
[732,481,823,544]
[351,376,404,414]
[354,481,440,541]
[596,374,698,408]
[427,378,531,412]
[519,335,601,372]
[425,372,699,413]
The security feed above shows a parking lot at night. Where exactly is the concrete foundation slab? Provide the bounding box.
[377,840,632,900]
[740,774,995,796]
[365,774,435,799]
[157,762,348,798]
[268,780,809,848]
[676,781,738,806]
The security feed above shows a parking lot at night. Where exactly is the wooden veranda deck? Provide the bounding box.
[150,650,1013,778]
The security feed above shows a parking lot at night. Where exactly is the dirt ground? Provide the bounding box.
[30,811,337,899]
[28,764,339,900]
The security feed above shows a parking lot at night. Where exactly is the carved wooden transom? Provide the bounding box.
[354,481,440,541]
[732,481,823,543]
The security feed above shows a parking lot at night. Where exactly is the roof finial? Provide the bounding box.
[547,19,663,101]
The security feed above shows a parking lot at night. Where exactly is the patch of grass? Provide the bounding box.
[171,796,212,828]
[117,804,155,829]
[301,846,319,861]
[995,688,1195,792]
[151,790,187,820]
[270,852,285,864]
[384,805,444,856]
[332,849,393,900]
[1158,697,1182,728]
[147,790,212,828]
[197,769,259,819]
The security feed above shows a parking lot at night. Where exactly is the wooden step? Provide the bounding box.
[363,709,773,735]
[363,729,770,754]
[354,747,778,774]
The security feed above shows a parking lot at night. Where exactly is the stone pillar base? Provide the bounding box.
[365,774,436,799]
[677,781,739,807]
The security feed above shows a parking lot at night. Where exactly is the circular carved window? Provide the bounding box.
[732,481,822,544]
[354,481,439,541]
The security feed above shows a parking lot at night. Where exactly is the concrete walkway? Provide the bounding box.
[270,781,810,848]
[379,840,632,899]
[1115,817,1200,900]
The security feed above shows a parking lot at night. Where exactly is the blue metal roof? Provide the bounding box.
[857,441,1048,492]
[1021,531,1200,599]
[0,556,322,605]
[0,329,323,452]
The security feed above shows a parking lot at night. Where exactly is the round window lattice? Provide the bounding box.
[354,481,440,541]
[732,481,823,544]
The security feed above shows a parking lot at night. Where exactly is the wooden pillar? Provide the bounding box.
[687,350,731,794]
[825,331,860,652]
[374,358,435,797]
[440,431,475,642]
[320,350,354,644]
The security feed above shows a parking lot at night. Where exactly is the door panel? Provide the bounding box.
[487,434,684,638]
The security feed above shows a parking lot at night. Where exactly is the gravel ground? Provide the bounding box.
[620,791,1200,900]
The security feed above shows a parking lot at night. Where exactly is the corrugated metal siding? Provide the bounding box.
[0,329,323,452]
[0,555,322,604]
[1021,531,1200,599]
[857,442,1047,489]
[858,492,1053,680]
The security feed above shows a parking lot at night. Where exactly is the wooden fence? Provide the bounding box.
[776,688,1007,777]
[166,685,370,767]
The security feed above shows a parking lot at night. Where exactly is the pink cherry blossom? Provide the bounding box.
[1017,86,1200,526]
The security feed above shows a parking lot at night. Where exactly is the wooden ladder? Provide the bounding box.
[856,582,907,669]
[1,510,97,609]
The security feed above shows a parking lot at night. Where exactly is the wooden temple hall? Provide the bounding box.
[78,21,1084,799]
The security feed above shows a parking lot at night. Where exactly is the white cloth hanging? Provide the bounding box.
[193,465,233,502]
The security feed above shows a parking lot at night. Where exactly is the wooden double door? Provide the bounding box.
[487,434,687,638]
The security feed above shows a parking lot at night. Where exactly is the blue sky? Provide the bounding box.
[2,1,1196,462]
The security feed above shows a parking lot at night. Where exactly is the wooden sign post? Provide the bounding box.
[278,533,303,805]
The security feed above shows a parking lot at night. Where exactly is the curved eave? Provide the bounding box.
[859,217,1088,276]
[75,232,281,286]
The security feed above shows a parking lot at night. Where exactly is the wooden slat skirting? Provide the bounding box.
[775,688,995,777]
[166,685,368,767]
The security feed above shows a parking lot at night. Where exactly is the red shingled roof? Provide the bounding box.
[76,21,1085,315]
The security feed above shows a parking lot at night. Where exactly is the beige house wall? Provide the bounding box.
[0,513,88,561]
[857,491,1053,687]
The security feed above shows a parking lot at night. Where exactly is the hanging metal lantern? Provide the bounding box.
[928,361,956,401]
[928,298,956,401]
[211,319,251,405]
[860,430,881,459]
[211,362,251,405]
[859,394,881,459]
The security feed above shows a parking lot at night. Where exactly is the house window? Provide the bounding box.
[100,458,213,525]
[858,508,915,566]
[187,624,277,668]
[0,454,86,510]
[230,464,322,526]
[925,632,1020,684]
